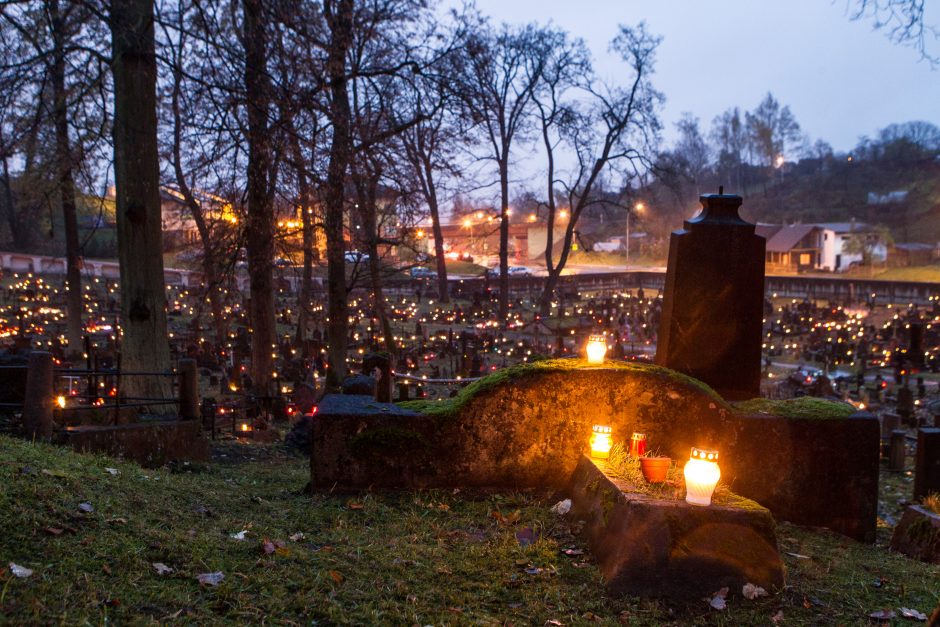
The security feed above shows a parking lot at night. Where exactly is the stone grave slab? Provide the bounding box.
[56,420,209,468]
[890,504,940,564]
[311,361,879,541]
[567,455,784,600]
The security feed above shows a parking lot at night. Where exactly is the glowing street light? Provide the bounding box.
[626,202,645,263]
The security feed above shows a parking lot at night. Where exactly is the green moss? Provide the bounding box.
[604,444,765,511]
[732,397,856,420]
[397,358,727,420]
[348,427,429,456]
[921,493,940,515]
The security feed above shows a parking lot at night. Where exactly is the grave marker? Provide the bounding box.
[656,191,765,400]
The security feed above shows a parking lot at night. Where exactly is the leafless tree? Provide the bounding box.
[534,24,662,316]
[449,19,550,321]
[110,0,173,403]
[850,0,938,65]
[0,1,110,358]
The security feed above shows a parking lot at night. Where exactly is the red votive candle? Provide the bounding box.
[630,432,647,457]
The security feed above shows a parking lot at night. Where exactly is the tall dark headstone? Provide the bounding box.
[656,191,765,400]
[908,323,925,369]
[913,428,940,501]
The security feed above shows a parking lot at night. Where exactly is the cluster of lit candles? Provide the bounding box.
[589,424,721,507]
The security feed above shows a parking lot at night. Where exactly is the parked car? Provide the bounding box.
[344,251,369,263]
[486,266,532,278]
[410,267,437,279]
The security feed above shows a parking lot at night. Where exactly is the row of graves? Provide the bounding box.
[307,191,940,611]
[1,193,938,610]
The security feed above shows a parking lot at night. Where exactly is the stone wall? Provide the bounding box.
[311,360,879,540]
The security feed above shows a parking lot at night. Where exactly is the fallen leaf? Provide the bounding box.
[230,530,249,541]
[10,563,33,578]
[328,570,344,584]
[524,566,544,575]
[262,538,276,555]
[562,548,584,556]
[78,502,94,513]
[491,509,521,525]
[545,620,563,626]
[153,563,174,575]
[770,609,784,624]
[898,607,927,621]
[44,527,64,536]
[869,609,896,622]
[101,564,112,576]
[550,499,572,515]
[106,518,128,525]
[289,532,305,542]
[103,598,120,607]
[709,586,729,610]
[515,527,538,547]
[347,501,364,510]
[197,571,224,586]
[742,583,768,600]
[104,468,119,476]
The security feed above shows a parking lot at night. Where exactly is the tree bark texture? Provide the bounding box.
[323,0,354,390]
[110,0,172,406]
[243,0,276,395]
[50,0,84,359]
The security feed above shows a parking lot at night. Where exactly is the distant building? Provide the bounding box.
[757,221,888,272]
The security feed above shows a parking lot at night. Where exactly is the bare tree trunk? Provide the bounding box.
[243,0,276,395]
[498,156,509,320]
[169,58,226,351]
[50,0,84,360]
[354,169,395,358]
[287,132,313,352]
[110,0,172,406]
[422,155,449,303]
[323,0,354,390]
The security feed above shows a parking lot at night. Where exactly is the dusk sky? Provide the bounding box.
[458,0,939,155]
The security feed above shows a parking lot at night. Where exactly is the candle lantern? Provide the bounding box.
[586,334,607,364]
[684,447,720,506]
[629,432,647,457]
[590,425,612,459]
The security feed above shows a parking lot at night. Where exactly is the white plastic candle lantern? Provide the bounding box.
[684,447,720,506]
[586,335,607,364]
[590,425,612,459]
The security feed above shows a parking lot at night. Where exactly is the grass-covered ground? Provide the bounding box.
[1,434,937,625]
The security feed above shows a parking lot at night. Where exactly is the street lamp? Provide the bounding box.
[627,202,645,264]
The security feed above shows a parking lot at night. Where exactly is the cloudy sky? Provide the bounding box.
[459,0,939,154]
